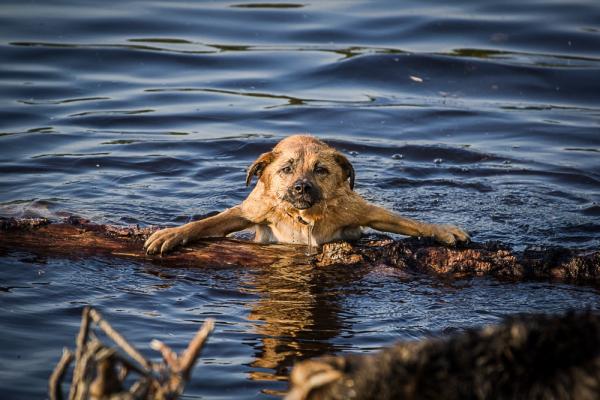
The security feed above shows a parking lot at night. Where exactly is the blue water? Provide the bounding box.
[1,1,599,398]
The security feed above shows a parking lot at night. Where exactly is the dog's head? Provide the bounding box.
[246,135,355,210]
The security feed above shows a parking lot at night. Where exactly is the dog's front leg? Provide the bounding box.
[144,205,252,255]
[361,204,470,245]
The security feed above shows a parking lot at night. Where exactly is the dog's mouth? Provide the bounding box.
[284,192,320,210]
[290,198,315,210]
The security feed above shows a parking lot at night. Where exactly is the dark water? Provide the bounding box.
[1,0,600,398]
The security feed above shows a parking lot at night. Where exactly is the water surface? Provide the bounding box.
[1,0,599,398]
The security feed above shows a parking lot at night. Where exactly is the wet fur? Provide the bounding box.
[145,135,469,254]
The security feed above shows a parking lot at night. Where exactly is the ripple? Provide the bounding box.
[581,203,600,217]
[230,3,305,9]
[381,177,494,193]
[17,96,111,105]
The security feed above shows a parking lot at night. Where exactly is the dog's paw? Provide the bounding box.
[431,224,470,245]
[144,227,189,255]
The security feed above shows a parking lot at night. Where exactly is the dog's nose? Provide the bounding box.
[293,180,312,194]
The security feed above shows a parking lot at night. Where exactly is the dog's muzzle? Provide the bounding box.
[285,179,321,210]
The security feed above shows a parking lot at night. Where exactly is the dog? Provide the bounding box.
[285,311,600,400]
[144,135,469,255]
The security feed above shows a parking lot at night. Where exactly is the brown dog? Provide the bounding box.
[144,135,469,254]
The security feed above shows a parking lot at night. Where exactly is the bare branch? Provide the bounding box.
[49,348,74,400]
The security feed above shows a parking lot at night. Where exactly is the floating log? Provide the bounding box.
[1,217,599,284]
[285,311,600,400]
[49,306,214,400]
[0,216,302,269]
[317,237,600,283]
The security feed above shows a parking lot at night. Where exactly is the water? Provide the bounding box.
[1,0,599,398]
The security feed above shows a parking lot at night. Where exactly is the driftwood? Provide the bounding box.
[0,216,301,268]
[1,216,599,284]
[49,306,214,400]
[286,311,600,400]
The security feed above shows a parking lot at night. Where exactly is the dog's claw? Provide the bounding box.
[144,227,188,255]
[431,224,470,246]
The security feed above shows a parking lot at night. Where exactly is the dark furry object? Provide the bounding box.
[286,311,600,400]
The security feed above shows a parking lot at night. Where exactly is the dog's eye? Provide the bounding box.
[281,166,293,174]
[314,166,329,175]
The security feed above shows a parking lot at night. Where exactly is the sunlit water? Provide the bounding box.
[1,1,599,398]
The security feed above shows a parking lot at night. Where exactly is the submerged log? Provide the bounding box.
[285,311,600,400]
[1,216,599,284]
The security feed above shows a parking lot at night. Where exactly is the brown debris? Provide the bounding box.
[0,217,599,284]
[49,306,214,400]
[286,311,600,400]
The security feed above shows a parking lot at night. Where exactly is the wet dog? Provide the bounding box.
[285,311,600,400]
[145,135,469,254]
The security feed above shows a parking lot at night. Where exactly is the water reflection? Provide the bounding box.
[243,256,367,383]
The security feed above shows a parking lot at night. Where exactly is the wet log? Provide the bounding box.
[317,237,600,283]
[1,217,599,284]
[285,311,600,400]
[0,216,301,269]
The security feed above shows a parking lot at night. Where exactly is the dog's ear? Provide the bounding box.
[334,153,355,190]
[246,151,274,186]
